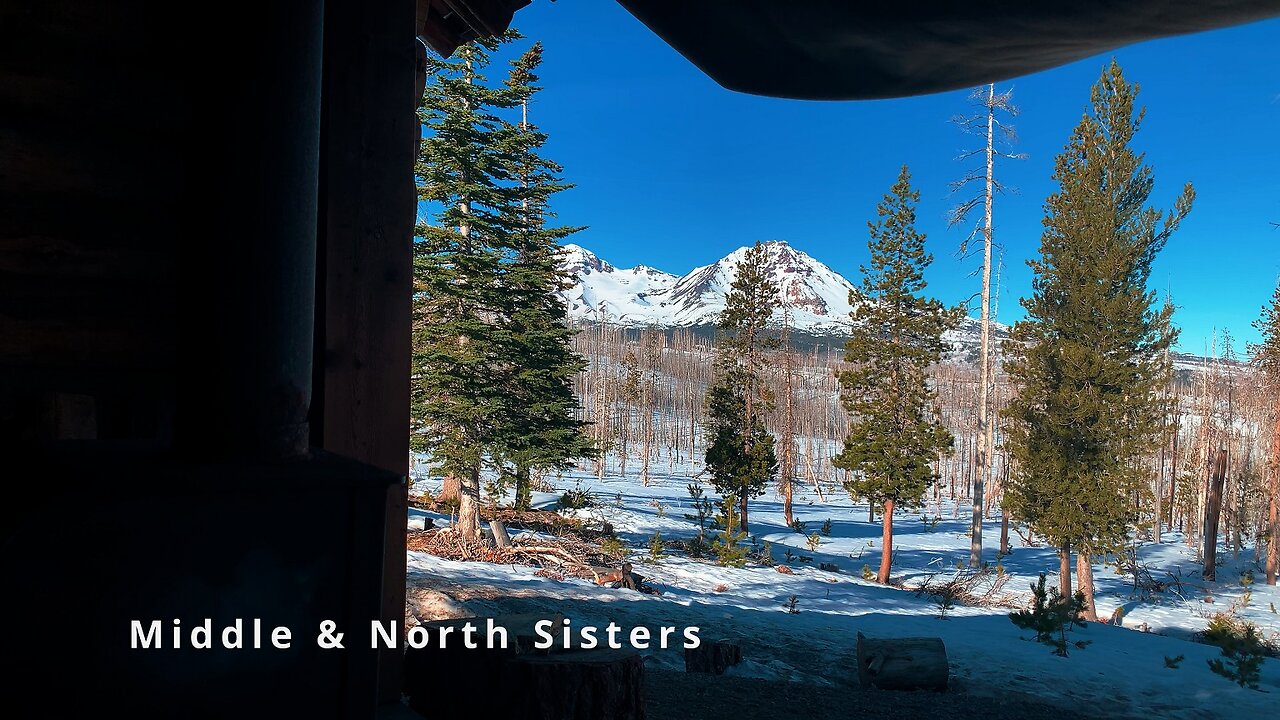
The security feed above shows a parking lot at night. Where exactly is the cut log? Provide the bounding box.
[502,648,646,720]
[856,632,948,691]
[684,640,742,675]
[403,613,564,715]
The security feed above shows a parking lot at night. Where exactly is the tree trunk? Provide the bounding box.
[1203,446,1227,580]
[780,325,796,529]
[457,462,481,541]
[1268,407,1279,586]
[439,473,460,504]
[878,499,895,584]
[1168,419,1179,529]
[740,493,750,536]
[1268,477,1278,586]
[1155,444,1165,543]
[782,476,793,529]
[490,519,511,548]
[1058,541,1072,599]
[970,82,995,569]
[999,513,1010,556]
[1075,551,1097,621]
[514,464,531,511]
[856,632,948,691]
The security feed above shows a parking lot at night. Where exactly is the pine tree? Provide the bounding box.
[711,494,750,567]
[412,36,522,540]
[493,41,596,510]
[703,241,779,533]
[1249,281,1280,585]
[1002,60,1193,616]
[835,165,960,584]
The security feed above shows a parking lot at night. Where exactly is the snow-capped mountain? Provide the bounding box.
[560,244,680,324]
[559,241,1226,372]
[561,240,862,334]
[560,240,999,340]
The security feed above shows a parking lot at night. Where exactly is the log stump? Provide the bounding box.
[502,648,646,720]
[684,640,742,675]
[403,613,564,715]
[855,632,948,691]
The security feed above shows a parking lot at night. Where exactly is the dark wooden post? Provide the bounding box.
[316,0,419,704]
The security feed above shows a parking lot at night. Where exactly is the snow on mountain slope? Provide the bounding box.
[560,243,679,324]
[558,241,1006,357]
[656,241,857,333]
[560,240,861,334]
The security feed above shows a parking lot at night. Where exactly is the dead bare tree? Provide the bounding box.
[948,83,1025,568]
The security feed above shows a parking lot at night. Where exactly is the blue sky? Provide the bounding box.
[487,1,1279,354]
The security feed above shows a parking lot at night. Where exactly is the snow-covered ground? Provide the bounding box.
[407,457,1280,719]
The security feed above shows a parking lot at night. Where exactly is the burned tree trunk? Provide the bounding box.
[1203,446,1228,580]
[856,632,948,691]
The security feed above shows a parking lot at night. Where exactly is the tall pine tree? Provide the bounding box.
[495,41,596,510]
[1249,281,1280,586]
[835,166,960,584]
[704,241,779,533]
[413,36,518,539]
[1002,60,1192,617]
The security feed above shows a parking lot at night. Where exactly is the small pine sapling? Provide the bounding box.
[600,536,628,559]
[1201,614,1268,690]
[685,535,708,558]
[784,594,800,614]
[935,583,958,619]
[806,532,822,551]
[821,518,833,536]
[712,494,749,567]
[684,483,716,541]
[758,540,774,565]
[1009,573,1091,656]
[784,548,796,563]
[862,564,874,580]
[790,519,807,534]
[648,531,666,562]
[1163,654,1184,669]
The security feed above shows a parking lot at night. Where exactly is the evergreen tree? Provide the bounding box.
[711,494,750,567]
[412,36,521,540]
[703,241,779,532]
[494,41,596,510]
[1002,60,1192,616]
[1249,281,1280,585]
[835,165,960,585]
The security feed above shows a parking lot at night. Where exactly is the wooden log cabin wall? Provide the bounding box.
[0,0,523,716]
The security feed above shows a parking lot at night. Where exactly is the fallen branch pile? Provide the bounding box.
[408,527,615,583]
[911,567,1017,608]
